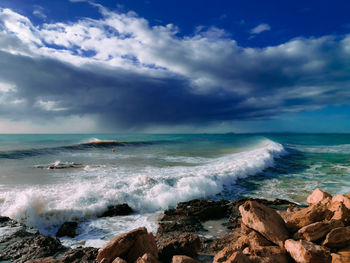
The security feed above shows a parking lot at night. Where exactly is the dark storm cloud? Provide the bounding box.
[0,7,350,130]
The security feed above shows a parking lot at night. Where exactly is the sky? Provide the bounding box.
[0,0,350,133]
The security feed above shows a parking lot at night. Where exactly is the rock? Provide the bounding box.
[244,245,289,263]
[59,247,98,262]
[294,220,344,242]
[213,251,250,263]
[338,245,350,258]
[126,232,158,262]
[331,253,350,263]
[331,195,350,210]
[284,239,331,263]
[307,188,332,206]
[157,216,204,236]
[0,234,65,263]
[208,232,243,254]
[239,201,289,247]
[112,258,128,263]
[157,233,200,263]
[323,226,350,248]
[99,203,133,217]
[328,201,350,223]
[56,222,78,238]
[285,204,333,232]
[97,227,148,263]
[137,253,160,263]
[172,255,200,263]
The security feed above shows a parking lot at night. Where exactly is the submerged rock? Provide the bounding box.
[56,221,78,238]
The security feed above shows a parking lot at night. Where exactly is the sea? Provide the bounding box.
[0,133,349,248]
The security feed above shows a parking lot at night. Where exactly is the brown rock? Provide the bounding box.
[331,253,350,263]
[285,204,333,232]
[97,227,147,263]
[294,220,344,242]
[239,201,288,247]
[328,201,350,223]
[244,245,289,263]
[214,251,250,263]
[127,232,158,262]
[157,233,200,263]
[172,255,200,263]
[338,245,350,258]
[26,257,59,263]
[323,226,350,248]
[307,188,332,206]
[332,195,350,210]
[112,258,127,263]
[284,239,331,263]
[137,253,160,263]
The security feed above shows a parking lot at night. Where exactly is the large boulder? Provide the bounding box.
[322,226,350,248]
[284,239,331,263]
[97,227,157,263]
[307,188,332,206]
[99,204,133,218]
[294,220,343,242]
[328,201,350,224]
[285,204,333,232]
[157,233,200,263]
[239,201,289,247]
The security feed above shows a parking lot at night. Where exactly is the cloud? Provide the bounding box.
[0,6,349,131]
[251,23,271,34]
[32,5,47,20]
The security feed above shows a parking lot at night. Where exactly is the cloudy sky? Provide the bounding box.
[0,0,350,133]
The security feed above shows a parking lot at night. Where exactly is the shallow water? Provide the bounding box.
[0,133,349,247]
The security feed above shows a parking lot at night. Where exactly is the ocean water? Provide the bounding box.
[0,133,349,247]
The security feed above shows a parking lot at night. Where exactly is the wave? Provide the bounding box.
[290,143,350,154]
[0,138,286,231]
[0,139,154,159]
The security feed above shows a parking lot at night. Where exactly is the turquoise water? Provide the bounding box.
[0,133,349,247]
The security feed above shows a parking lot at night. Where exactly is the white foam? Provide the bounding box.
[292,143,350,154]
[0,138,286,233]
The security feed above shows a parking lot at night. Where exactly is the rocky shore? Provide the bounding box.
[1,188,350,263]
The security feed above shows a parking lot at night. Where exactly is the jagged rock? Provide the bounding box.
[328,201,350,224]
[244,245,289,263]
[97,227,148,263]
[284,239,331,263]
[323,226,350,248]
[338,245,350,258]
[157,233,200,263]
[213,250,250,263]
[239,201,288,247]
[172,255,200,263]
[0,234,65,263]
[56,221,78,238]
[307,188,332,206]
[331,253,350,263]
[294,220,344,242]
[157,216,204,236]
[331,195,350,210]
[26,257,59,263]
[59,247,98,262]
[99,203,133,217]
[285,203,333,232]
[126,232,158,262]
[136,253,160,263]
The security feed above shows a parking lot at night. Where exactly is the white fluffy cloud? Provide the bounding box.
[251,23,271,34]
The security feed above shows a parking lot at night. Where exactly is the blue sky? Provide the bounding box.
[0,0,349,133]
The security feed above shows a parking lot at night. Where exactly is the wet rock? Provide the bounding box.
[56,221,78,238]
[213,250,250,263]
[285,203,333,232]
[284,239,331,263]
[157,216,205,236]
[59,247,98,263]
[0,234,65,263]
[157,233,200,263]
[99,203,133,218]
[323,226,350,248]
[97,227,148,263]
[307,188,332,206]
[172,255,200,263]
[239,201,289,247]
[331,195,350,210]
[294,220,344,242]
